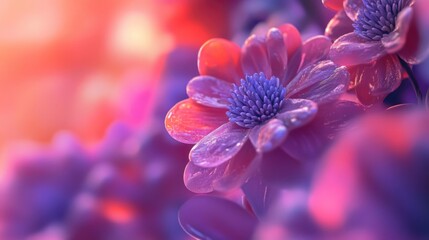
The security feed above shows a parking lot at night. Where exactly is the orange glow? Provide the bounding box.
[100,200,136,224]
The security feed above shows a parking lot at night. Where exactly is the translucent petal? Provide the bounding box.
[330,33,387,66]
[382,7,413,54]
[317,100,364,139]
[286,60,350,104]
[165,99,227,144]
[278,24,302,59]
[248,119,288,153]
[299,35,332,72]
[190,122,249,168]
[178,196,258,240]
[325,10,354,40]
[277,98,318,130]
[322,0,344,11]
[241,173,280,218]
[184,142,257,193]
[241,35,271,77]
[399,2,429,64]
[343,0,363,21]
[198,38,242,83]
[355,55,402,106]
[266,28,288,80]
[186,75,232,108]
[281,101,363,160]
[260,149,309,187]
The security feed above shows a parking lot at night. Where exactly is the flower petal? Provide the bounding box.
[198,38,242,83]
[322,0,344,11]
[277,98,318,130]
[186,75,232,108]
[241,35,271,77]
[286,60,350,104]
[281,100,363,160]
[165,99,227,144]
[266,28,288,80]
[277,23,303,85]
[248,119,288,153]
[278,24,302,59]
[299,35,332,72]
[184,142,257,193]
[325,10,355,40]
[330,33,387,66]
[281,121,330,161]
[260,148,309,187]
[283,47,302,86]
[382,7,413,54]
[355,55,402,106]
[317,100,364,138]
[398,1,429,64]
[212,142,258,191]
[343,0,363,21]
[190,122,249,168]
[241,172,280,218]
[178,196,258,240]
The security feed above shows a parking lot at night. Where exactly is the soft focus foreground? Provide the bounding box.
[1,0,429,240]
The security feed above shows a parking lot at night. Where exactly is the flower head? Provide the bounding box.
[323,0,429,105]
[165,24,361,193]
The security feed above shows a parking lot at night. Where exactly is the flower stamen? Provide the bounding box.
[353,0,413,41]
[227,72,286,128]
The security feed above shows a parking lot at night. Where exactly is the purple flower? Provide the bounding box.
[323,0,429,105]
[165,24,362,193]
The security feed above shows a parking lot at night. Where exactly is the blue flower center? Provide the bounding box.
[226,72,286,128]
[354,0,412,41]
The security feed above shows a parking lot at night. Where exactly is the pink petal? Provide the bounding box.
[322,0,344,11]
[241,35,271,77]
[399,1,429,64]
[165,99,228,144]
[186,75,232,108]
[190,122,249,168]
[355,55,402,106]
[330,33,387,66]
[241,173,280,218]
[382,7,413,54]
[277,98,318,130]
[260,148,309,187]
[343,0,363,21]
[198,38,243,83]
[276,24,303,85]
[281,121,330,161]
[266,28,288,80]
[281,100,363,160]
[248,119,288,153]
[299,35,332,72]
[282,46,302,86]
[178,196,258,240]
[325,10,355,40]
[286,60,350,104]
[184,142,257,193]
[212,142,259,191]
[317,100,364,138]
[278,24,302,59]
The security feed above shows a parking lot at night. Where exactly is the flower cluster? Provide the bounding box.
[166,24,364,193]
[164,0,429,239]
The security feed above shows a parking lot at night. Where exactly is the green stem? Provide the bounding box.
[397,55,423,105]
